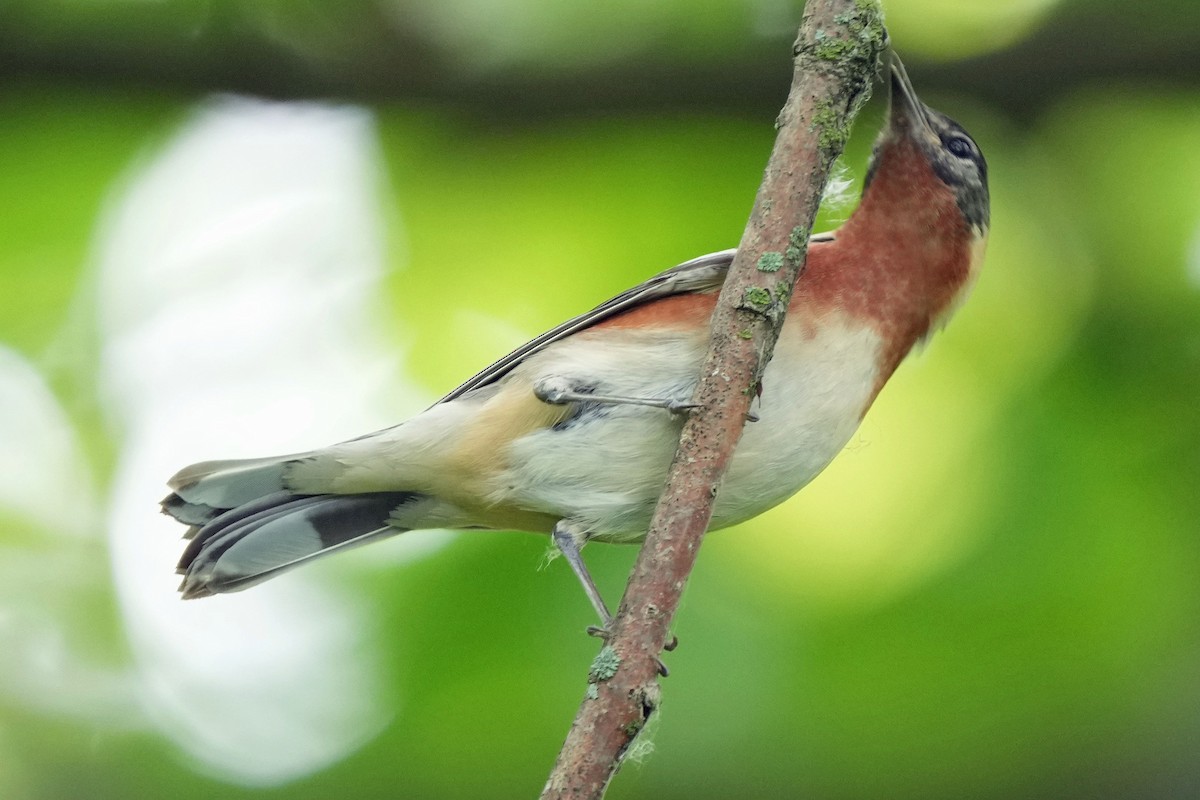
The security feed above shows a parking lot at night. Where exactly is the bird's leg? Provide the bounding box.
[552,520,613,630]
[535,376,759,422]
[535,376,700,415]
[552,520,674,677]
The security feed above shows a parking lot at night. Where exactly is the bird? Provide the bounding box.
[163,53,989,627]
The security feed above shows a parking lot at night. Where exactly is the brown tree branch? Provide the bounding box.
[540,3,885,797]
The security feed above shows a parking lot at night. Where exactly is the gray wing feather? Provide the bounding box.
[437,248,737,404]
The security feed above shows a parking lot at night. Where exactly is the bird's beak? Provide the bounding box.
[887,53,932,137]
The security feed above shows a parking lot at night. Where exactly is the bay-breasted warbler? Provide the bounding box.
[164,54,989,624]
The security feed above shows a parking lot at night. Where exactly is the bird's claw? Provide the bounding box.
[586,624,611,640]
[667,401,702,415]
[584,627,675,676]
[655,633,678,675]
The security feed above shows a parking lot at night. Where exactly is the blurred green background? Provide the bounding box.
[2,1,1199,798]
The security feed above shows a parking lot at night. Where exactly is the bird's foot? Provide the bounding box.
[586,624,611,640]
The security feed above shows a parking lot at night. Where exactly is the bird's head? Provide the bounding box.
[860,53,990,239]
[833,52,990,341]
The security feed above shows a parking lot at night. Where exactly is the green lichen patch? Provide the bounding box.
[743,287,772,309]
[737,328,755,340]
[799,0,885,125]
[811,98,849,152]
[757,251,784,273]
[785,226,809,265]
[775,280,795,306]
[812,29,856,62]
[589,646,621,682]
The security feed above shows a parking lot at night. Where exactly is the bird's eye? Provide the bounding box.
[945,136,974,159]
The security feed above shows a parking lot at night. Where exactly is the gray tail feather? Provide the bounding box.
[164,456,298,524]
[172,490,420,598]
[163,455,420,597]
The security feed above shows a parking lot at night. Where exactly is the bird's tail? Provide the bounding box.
[163,456,418,598]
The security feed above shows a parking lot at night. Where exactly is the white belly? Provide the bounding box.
[497,316,883,540]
